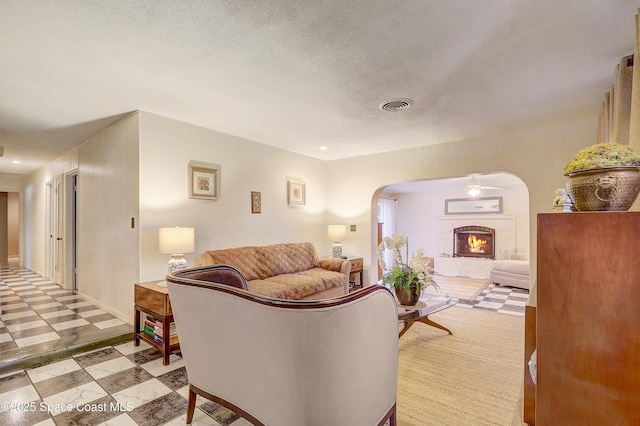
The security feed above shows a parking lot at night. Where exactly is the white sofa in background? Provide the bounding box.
[490,252,531,290]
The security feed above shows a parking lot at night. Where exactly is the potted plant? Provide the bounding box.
[564,141,640,211]
[377,234,439,306]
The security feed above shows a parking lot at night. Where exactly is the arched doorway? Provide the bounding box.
[373,172,529,282]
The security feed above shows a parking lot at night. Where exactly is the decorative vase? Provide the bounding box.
[565,167,640,211]
[552,188,573,212]
[395,284,420,306]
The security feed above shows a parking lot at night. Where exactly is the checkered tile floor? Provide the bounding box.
[0,267,131,366]
[0,266,249,425]
[459,283,529,316]
[0,340,252,426]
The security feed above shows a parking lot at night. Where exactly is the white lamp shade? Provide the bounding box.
[159,227,195,254]
[327,225,347,242]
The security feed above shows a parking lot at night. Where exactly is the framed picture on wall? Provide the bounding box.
[287,179,306,206]
[251,191,261,214]
[189,161,220,200]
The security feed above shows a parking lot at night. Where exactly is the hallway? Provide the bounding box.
[0,265,131,374]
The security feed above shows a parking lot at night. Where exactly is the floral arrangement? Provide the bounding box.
[564,141,640,175]
[377,234,439,293]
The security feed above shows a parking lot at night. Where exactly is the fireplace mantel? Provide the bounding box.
[435,256,494,279]
[438,214,516,260]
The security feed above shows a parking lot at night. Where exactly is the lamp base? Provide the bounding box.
[158,255,188,287]
[332,243,343,258]
[168,254,187,273]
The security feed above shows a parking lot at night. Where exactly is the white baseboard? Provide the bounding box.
[75,292,133,326]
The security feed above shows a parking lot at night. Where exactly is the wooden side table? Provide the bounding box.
[134,281,180,365]
[348,257,364,290]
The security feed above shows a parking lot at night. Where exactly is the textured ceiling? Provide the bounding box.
[0,1,638,176]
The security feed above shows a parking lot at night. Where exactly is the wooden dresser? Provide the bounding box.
[532,212,640,424]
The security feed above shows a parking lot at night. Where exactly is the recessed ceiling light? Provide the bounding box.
[319,146,328,151]
[378,98,414,112]
[11,160,21,164]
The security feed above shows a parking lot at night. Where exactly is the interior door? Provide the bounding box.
[46,182,54,279]
[53,174,63,285]
[70,173,77,290]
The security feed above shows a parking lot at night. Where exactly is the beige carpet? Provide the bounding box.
[424,275,490,301]
[397,306,524,426]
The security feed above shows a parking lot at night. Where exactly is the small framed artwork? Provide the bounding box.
[189,161,220,200]
[251,191,261,214]
[287,179,306,206]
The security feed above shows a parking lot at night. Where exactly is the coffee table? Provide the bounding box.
[397,296,458,337]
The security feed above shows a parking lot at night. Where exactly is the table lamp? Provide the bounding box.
[328,225,347,258]
[158,227,195,287]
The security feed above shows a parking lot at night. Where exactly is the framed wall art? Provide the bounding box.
[251,191,261,214]
[287,179,306,206]
[445,197,503,215]
[189,161,220,200]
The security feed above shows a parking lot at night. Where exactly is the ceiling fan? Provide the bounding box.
[463,175,506,197]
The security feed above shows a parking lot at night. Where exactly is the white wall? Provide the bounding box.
[326,117,599,285]
[0,176,23,192]
[138,112,330,282]
[8,192,19,256]
[76,113,140,321]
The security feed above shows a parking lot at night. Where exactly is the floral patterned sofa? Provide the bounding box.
[196,242,351,300]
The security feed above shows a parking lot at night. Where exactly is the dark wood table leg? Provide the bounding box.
[134,307,141,346]
[162,315,171,365]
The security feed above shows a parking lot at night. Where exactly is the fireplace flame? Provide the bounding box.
[467,234,487,253]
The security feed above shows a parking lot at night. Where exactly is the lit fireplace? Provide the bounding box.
[453,226,495,259]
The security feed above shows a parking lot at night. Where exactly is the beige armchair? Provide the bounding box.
[167,265,399,426]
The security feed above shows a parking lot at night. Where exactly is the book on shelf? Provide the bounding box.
[148,320,178,345]
[152,336,179,344]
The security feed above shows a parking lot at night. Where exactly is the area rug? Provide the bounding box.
[423,275,490,302]
[397,307,524,425]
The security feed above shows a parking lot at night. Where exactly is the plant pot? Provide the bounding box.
[565,167,640,211]
[395,285,420,306]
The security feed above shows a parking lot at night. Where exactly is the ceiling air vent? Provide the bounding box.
[378,98,414,112]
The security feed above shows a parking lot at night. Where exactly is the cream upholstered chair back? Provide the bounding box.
[167,265,399,426]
